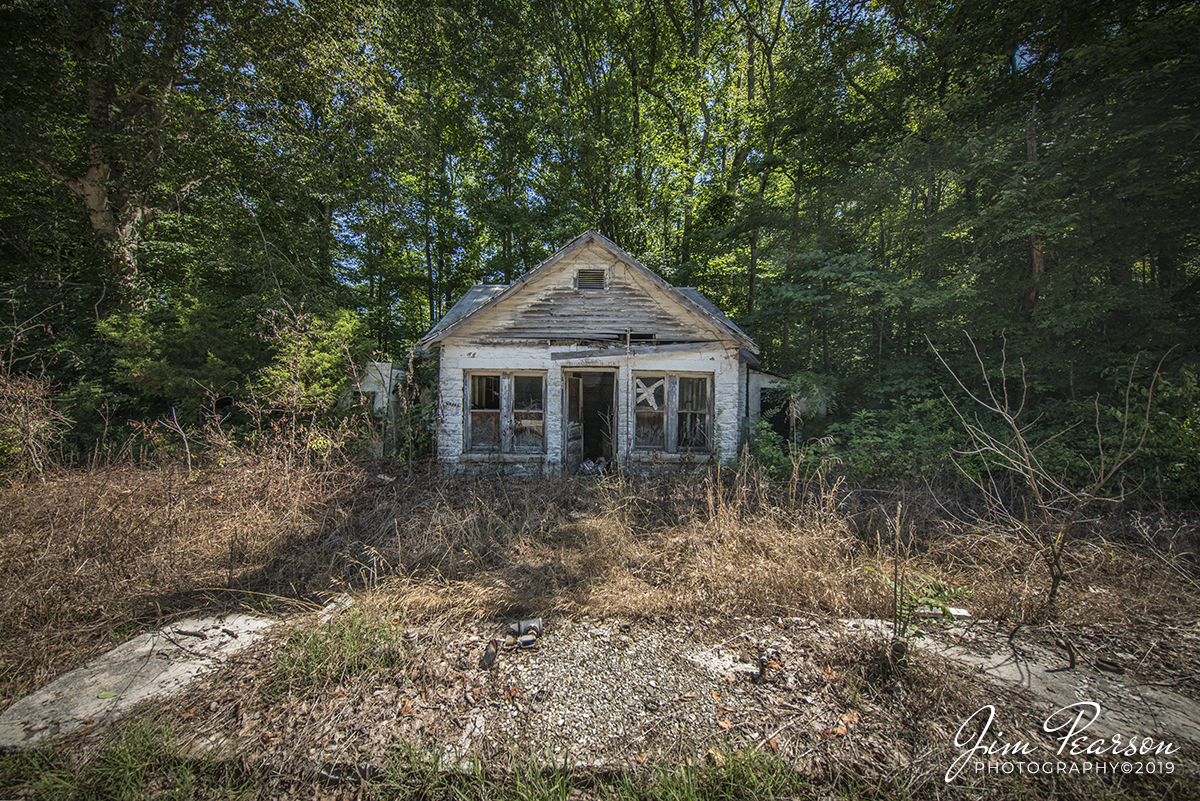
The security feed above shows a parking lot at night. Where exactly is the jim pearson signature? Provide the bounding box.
[946,701,1180,782]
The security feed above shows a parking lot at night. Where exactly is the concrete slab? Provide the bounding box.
[841,618,1200,750]
[0,613,273,748]
[928,634,1200,746]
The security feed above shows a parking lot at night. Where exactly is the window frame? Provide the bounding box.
[632,372,713,453]
[464,371,547,454]
[633,374,667,449]
[466,373,502,452]
[511,373,546,453]
[676,375,712,452]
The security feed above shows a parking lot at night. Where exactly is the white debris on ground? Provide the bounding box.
[0,612,274,747]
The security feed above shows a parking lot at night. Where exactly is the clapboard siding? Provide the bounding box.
[450,241,729,343]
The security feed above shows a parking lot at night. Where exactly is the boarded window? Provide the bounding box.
[634,376,665,448]
[677,376,710,450]
[469,374,501,450]
[512,374,544,451]
[576,269,606,290]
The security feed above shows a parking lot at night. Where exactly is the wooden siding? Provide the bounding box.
[449,241,730,343]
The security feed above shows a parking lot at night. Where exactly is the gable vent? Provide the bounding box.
[576,269,607,290]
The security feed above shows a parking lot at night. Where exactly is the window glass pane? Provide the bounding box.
[514,412,543,449]
[678,411,708,449]
[677,377,710,451]
[513,375,543,411]
[469,375,500,450]
[470,375,500,410]
[678,377,707,411]
[634,376,665,448]
[635,412,665,447]
[513,375,544,450]
[470,412,500,449]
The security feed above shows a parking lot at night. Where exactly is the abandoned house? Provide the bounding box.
[419,230,779,475]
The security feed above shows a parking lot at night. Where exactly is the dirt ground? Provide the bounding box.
[4,464,1200,796]
[48,604,1189,796]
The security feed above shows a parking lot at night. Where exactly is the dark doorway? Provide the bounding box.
[567,371,616,471]
[580,372,614,460]
[761,387,797,444]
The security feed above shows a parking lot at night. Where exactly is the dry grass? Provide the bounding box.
[0,457,360,707]
[364,467,1200,632]
[3,457,1199,712]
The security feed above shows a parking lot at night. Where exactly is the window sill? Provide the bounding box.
[460,452,547,463]
[629,450,713,462]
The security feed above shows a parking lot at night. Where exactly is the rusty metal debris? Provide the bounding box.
[509,618,543,649]
[479,619,545,669]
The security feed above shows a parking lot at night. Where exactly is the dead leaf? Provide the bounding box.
[635,752,648,764]
[705,748,727,767]
[840,710,859,727]
[712,691,721,701]
[764,738,779,753]
[819,725,847,740]
[717,719,733,730]
[822,665,837,681]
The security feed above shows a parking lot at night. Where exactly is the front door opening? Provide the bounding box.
[567,370,615,472]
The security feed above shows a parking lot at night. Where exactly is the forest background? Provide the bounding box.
[1,0,1198,497]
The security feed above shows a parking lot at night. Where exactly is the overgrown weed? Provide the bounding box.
[271,602,406,696]
[0,722,255,800]
[0,458,361,708]
[3,456,1197,715]
[4,730,1188,800]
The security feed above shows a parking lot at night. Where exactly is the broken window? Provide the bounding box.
[634,375,666,448]
[466,372,545,453]
[634,373,712,453]
[468,374,501,450]
[512,374,545,452]
[677,376,710,450]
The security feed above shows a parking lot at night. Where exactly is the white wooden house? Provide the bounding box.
[419,230,774,475]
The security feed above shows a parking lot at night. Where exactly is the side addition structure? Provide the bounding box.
[419,231,770,475]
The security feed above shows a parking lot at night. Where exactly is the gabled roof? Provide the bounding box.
[423,284,507,339]
[419,230,758,352]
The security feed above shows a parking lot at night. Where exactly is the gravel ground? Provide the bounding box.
[448,616,792,765]
[59,608,1200,794]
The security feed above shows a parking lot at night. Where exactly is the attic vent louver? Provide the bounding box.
[576,269,606,290]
